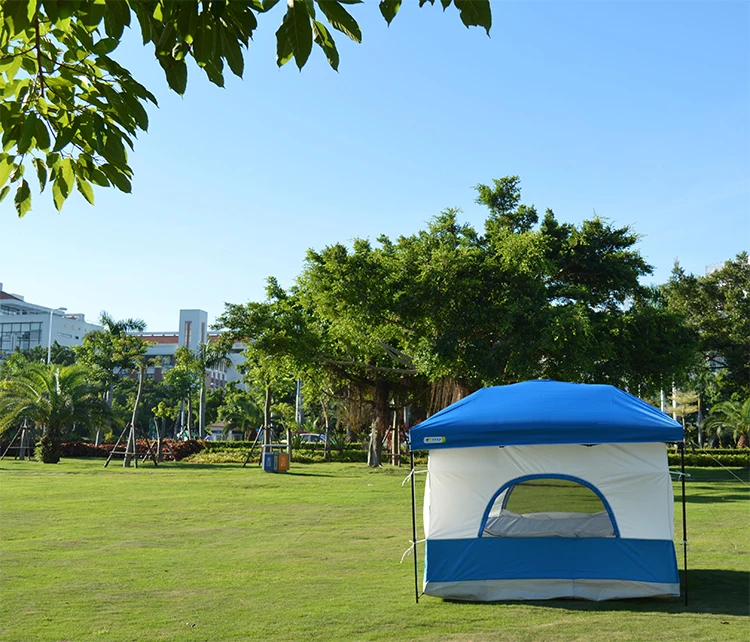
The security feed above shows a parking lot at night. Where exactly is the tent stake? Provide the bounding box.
[410,450,419,604]
[680,441,688,606]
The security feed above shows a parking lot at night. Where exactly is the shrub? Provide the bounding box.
[61,442,109,458]
[668,452,749,467]
[36,428,62,464]
[169,439,205,461]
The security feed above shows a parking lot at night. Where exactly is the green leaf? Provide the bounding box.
[76,176,95,205]
[103,0,131,40]
[203,59,225,87]
[287,2,313,70]
[58,157,75,198]
[160,57,188,95]
[379,0,402,25]
[0,156,15,188]
[313,21,339,71]
[34,118,51,151]
[220,28,245,77]
[32,157,47,191]
[18,113,38,154]
[9,162,24,182]
[88,166,109,187]
[176,3,199,43]
[121,93,149,131]
[131,2,153,45]
[14,179,31,218]
[318,1,362,43]
[453,0,492,35]
[259,0,282,12]
[101,164,132,193]
[5,55,23,82]
[0,185,10,204]
[441,0,453,9]
[52,121,79,153]
[6,0,33,36]
[92,37,119,55]
[51,177,66,211]
[275,20,294,68]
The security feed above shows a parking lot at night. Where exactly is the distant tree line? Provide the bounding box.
[1,177,747,462]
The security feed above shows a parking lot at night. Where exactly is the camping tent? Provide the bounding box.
[407,380,685,602]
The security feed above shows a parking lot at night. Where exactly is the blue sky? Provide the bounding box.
[1,1,747,331]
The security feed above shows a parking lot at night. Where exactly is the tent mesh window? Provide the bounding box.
[483,478,616,539]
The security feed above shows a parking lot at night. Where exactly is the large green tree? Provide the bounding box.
[220,177,696,465]
[663,253,750,402]
[0,361,110,462]
[217,381,263,439]
[163,344,201,439]
[0,0,491,216]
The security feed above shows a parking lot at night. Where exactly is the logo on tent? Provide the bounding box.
[424,436,446,444]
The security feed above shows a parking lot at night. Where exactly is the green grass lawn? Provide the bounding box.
[1,458,748,642]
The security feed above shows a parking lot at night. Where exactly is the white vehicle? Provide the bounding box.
[298,433,325,444]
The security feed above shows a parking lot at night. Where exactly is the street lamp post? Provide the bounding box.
[47,307,67,364]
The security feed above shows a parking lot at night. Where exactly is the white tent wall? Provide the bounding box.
[424,443,675,541]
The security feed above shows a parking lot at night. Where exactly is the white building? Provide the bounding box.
[0,282,101,357]
[139,309,244,389]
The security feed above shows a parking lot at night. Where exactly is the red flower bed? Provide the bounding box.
[59,439,205,461]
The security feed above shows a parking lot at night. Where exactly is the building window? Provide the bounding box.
[0,321,43,353]
[184,321,192,347]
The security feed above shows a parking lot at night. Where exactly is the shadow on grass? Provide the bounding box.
[444,570,750,616]
[684,493,749,504]
[285,470,338,478]
[171,463,339,477]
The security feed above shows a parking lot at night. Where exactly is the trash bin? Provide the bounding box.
[277,452,289,472]
[263,452,276,472]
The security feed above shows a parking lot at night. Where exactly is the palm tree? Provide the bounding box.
[0,363,110,463]
[218,383,263,439]
[703,399,750,448]
[76,311,147,445]
[196,341,231,438]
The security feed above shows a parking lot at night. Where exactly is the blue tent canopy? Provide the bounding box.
[409,380,683,450]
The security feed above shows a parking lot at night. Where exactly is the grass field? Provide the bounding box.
[1,458,748,642]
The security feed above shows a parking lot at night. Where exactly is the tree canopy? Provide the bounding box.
[0,361,110,462]
[663,253,750,402]
[0,0,491,216]
[218,177,696,464]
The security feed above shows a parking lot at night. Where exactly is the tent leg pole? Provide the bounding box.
[680,442,688,606]
[410,450,419,604]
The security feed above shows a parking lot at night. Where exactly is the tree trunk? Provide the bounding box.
[286,426,292,460]
[322,402,331,461]
[367,426,380,467]
[38,424,62,463]
[263,383,271,448]
[156,416,164,462]
[96,383,114,447]
[391,409,400,467]
[199,376,207,439]
[367,379,389,467]
[124,366,144,467]
[187,394,193,440]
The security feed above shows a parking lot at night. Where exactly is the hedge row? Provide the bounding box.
[5,438,745,468]
[667,452,749,467]
[200,440,364,452]
[184,447,371,465]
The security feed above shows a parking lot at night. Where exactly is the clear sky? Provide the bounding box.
[0,1,748,331]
